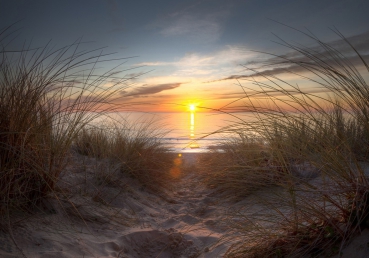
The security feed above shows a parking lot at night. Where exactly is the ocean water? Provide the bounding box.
[105,112,254,153]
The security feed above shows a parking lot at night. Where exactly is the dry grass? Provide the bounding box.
[0,26,132,218]
[198,136,278,198]
[202,28,369,257]
[74,122,177,191]
[0,27,179,257]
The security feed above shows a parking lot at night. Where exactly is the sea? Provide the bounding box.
[98,112,254,153]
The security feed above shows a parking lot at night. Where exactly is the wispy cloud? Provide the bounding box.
[145,46,255,80]
[151,1,231,43]
[212,30,369,82]
[134,45,255,70]
[160,13,226,43]
[207,87,334,100]
[134,61,170,66]
[121,82,182,97]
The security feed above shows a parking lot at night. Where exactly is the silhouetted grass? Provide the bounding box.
[204,29,369,257]
[0,27,132,217]
[74,121,176,191]
[198,135,277,198]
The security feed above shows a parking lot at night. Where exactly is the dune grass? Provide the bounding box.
[3,22,369,257]
[0,28,179,257]
[199,135,276,198]
[73,121,176,191]
[201,29,369,257]
[0,26,133,220]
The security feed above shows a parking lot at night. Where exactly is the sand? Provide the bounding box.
[1,152,368,258]
[0,152,241,258]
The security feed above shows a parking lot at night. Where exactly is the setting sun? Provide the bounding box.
[189,104,196,111]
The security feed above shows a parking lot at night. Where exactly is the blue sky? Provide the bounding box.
[1,0,369,111]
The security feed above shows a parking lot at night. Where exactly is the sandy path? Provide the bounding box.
[0,153,234,258]
[154,162,231,257]
[2,152,368,257]
[114,153,233,257]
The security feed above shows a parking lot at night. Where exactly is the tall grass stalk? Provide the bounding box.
[74,120,176,190]
[208,29,369,257]
[0,28,132,216]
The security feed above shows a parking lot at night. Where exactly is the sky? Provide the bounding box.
[1,0,369,112]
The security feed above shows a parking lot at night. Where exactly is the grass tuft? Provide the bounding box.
[74,121,176,191]
[199,135,277,198]
[204,28,369,257]
[0,27,131,217]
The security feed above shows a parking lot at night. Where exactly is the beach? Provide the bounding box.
[1,151,369,258]
[0,152,236,258]
[1,24,369,257]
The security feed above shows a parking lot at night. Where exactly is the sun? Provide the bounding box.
[189,104,196,111]
[185,101,201,112]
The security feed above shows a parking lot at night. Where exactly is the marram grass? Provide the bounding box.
[74,121,176,191]
[0,26,132,217]
[203,29,369,257]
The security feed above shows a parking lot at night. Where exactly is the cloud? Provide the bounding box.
[134,45,255,72]
[133,54,213,67]
[325,30,369,53]
[207,87,334,100]
[121,83,182,97]
[261,30,369,66]
[212,30,369,82]
[134,61,170,66]
[124,72,145,81]
[131,46,256,84]
[160,13,225,43]
[151,1,230,43]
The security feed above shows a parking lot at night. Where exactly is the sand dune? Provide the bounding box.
[1,153,368,258]
[0,153,239,258]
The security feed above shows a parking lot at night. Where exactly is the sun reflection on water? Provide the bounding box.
[188,105,199,149]
[190,112,195,138]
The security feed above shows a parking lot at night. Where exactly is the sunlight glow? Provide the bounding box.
[187,102,200,148]
[190,113,195,138]
[189,104,196,111]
